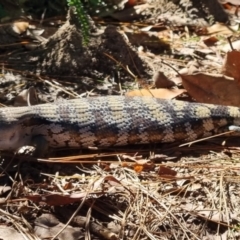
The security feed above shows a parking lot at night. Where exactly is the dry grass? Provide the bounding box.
[1,142,240,239]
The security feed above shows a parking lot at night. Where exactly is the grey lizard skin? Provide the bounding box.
[0,96,240,151]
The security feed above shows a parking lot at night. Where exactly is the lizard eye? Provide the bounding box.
[9,132,16,141]
[0,130,19,150]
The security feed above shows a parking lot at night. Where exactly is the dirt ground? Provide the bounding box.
[0,0,230,103]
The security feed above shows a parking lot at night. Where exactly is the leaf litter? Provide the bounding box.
[1,0,240,239]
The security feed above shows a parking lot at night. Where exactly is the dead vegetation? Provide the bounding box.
[1,0,240,239]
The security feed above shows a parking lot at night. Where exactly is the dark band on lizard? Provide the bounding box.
[0,96,240,151]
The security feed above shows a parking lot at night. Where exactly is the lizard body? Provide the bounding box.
[0,96,240,150]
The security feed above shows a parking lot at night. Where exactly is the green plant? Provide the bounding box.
[67,0,90,46]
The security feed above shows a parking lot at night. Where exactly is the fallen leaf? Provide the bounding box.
[206,22,233,35]
[126,88,186,99]
[203,36,219,46]
[158,166,177,177]
[181,73,240,106]
[153,71,176,88]
[26,192,103,206]
[222,50,240,82]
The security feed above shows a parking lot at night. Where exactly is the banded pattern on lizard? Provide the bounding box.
[0,96,240,151]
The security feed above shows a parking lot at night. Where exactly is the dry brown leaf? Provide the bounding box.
[222,50,240,82]
[26,192,103,205]
[158,166,177,177]
[126,88,186,99]
[181,73,240,106]
[206,22,233,35]
[153,71,176,88]
[203,36,218,46]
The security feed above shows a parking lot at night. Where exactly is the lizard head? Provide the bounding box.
[0,123,31,151]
